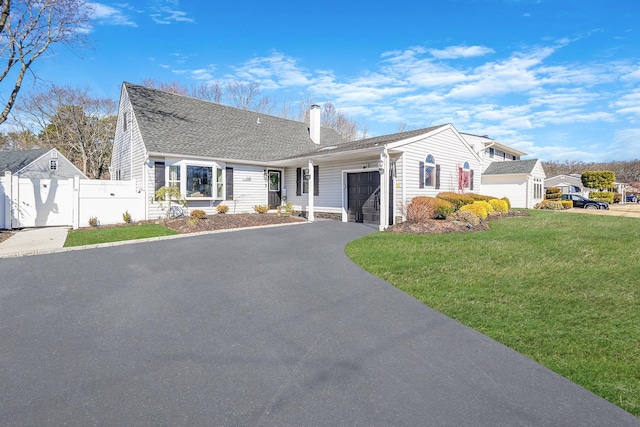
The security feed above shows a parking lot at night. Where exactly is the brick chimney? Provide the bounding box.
[309,104,321,145]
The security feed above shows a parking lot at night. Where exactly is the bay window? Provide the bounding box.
[164,162,225,199]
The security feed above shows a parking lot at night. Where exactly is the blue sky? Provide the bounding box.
[17,0,640,161]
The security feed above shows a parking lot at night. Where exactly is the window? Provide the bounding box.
[169,165,180,188]
[488,147,495,158]
[302,168,310,194]
[187,165,212,198]
[424,155,435,187]
[463,161,471,189]
[216,167,223,198]
[49,159,58,171]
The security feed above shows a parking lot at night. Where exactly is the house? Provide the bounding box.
[461,133,545,208]
[545,174,627,201]
[0,148,87,179]
[111,83,529,230]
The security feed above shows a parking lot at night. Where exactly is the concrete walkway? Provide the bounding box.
[0,226,69,258]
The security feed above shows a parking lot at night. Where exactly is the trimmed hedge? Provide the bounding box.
[589,191,614,203]
[545,187,562,200]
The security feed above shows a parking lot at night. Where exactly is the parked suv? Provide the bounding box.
[561,194,609,210]
[626,194,639,203]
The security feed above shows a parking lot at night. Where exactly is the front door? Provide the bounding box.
[267,170,281,209]
[347,172,380,224]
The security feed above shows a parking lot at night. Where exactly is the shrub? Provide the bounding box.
[489,199,509,214]
[282,203,296,216]
[253,205,268,214]
[190,209,207,220]
[561,200,573,209]
[88,216,99,227]
[467,193,495,202]
[405,200,436,222]
[545,187,562,200]
[216,205,229,214]
[589,191,614,203]
[436,192,474,210]
[474,200,494,215]
[447,209,481,226]
[613,193,622,203]
[411,196,454,219]
[459,203,488,220]
[535,200,565,210]
[122,210,132,223]
[501,197,511,210]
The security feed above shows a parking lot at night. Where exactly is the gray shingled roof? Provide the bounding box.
[483,159,539,175]
[125,83,347,162]
[284,125,447,159]
[0,148,51,173]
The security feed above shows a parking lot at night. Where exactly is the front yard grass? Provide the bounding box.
[64,224,178,247]
[345,210,640,417]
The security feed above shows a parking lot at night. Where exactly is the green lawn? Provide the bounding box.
[64,224,178,247]
[346,210,640,417]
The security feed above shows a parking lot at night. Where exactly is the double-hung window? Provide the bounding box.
[424,155,436,187]
[169,165,180,188]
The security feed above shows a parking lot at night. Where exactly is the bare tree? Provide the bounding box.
[190,81,222,103]
[141,79,189,95]
[224,81,264,110]
[15,84,116,178]
[0,0,91,125]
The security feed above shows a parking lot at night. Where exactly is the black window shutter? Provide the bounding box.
[419,161,424,188]
[435,164,441,189]
[226,167,234,200]
[296,168,302,196]
[154,162,165,192]
[314,165,319,196]
[470,169,474,190]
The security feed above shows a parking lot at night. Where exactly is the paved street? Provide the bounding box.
[0,220,637,426]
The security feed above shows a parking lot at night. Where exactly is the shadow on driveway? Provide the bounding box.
[0,220,637,426]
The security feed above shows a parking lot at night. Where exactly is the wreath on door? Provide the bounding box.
[269,173,279,188]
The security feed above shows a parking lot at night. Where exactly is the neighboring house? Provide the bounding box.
[545,174,627,201]
[111,83,529,230]
[461,133,545,208]
[0,148,87,179]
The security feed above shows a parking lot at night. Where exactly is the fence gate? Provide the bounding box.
[13,178,74,228]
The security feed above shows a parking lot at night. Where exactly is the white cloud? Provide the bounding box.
[429,45,495,59]
[87,2,137,27]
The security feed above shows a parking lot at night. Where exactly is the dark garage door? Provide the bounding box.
[347,172,380,224]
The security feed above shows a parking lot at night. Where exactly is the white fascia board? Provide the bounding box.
[146,151,270,167]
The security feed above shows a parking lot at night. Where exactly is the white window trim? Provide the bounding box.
[424,154,436,188]
[165,159,225,200]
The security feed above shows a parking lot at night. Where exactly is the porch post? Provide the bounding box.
[4,171,12,230]
[308,158,314,222]
[379,148,389,231]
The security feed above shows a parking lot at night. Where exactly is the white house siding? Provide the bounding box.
[481,175,528,208]
[18,149,86,180]
[284,156,381,216]
[397,127,482,210]
[111,87,147,184]
[224,164,267,214]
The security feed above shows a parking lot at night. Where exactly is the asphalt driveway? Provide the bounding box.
[0,220,637,426]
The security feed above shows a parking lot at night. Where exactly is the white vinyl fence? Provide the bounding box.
[1,172,145,229]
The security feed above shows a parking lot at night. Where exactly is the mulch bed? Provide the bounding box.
[385,210,530,235]
[161,213,305,234]
[0,230,15,244]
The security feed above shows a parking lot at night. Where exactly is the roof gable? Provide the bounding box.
[0,149,52,174]
[124,83,346,162]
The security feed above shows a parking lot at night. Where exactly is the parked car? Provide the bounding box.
[626,194,638,203]
[561,194,610,210]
